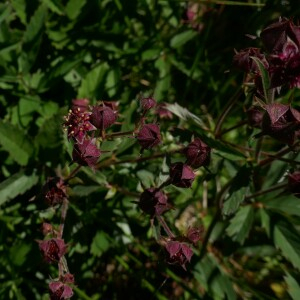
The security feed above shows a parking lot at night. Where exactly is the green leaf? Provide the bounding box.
[170,30,198,48]
[165,102,208,130]
[263,195,300,217]
[273,220,300,270]
[223,186,247,216]
[260,208,271,236]
[251,56,272,103]
[9,242,32,267]
[222,165,251,215]
[0,170,39,206]
[90,231,110,257]
[65,0,87,20]
[284,272,300,300]
[77,63,109,99]
[11,0,26,25]
[42,0,64,15]
[21,4,47,71]
[0,120,35,165]
[226,205,254,244]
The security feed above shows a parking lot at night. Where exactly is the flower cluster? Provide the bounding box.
[234,18,300,146]
[137,135,210,269]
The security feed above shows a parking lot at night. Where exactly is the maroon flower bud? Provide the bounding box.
[246,106,264,128]
[137,124,161,151]
[156,103,173,120]
[42,222,53,236]
[71,98,89,112]
[261,103,300,145]
[165,240,193,270]
[233,48,268,73]
[38,238,67,263]
[63,108,96,144]
[42,177,67,206]
[288,171,300,198]
[141,97,156,111]
[260,18,300,53]
[184,138,211,168]
[186,227,204,244]
[90,105,117,130]
[139,188,170,216]
[103,101,119,112]
[62,273,75,284]
[49,281,73,300]
[72,138,101,169]
[169,162,195,188]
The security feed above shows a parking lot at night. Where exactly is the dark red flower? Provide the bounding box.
[42,177,67,206]
[71,98,89,112]
[38,238,67,263]
[49,281,73,300]
[169,163,195,188]
[184,138,211,168]
[137,124,161,151]
[139,188,170,216]
[288,171,300,198]
[141,97,156,111]
[72,138,101,169]
[233,48,268,73]
[261,103,300,145]
[260,18,300,53]
[165,240,193,270]
[63,108,96,144]
[186,227,204,244]
[90,104,117,130]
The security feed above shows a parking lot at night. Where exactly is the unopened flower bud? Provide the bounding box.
[141,97,156,111]
[139,188,170,216]
[184,138,211,168]
[262,103,300,145]
[165,240,193,270]
[137,124,161,151]
[49,280,73,300]
[169,163,195,188]
[90,105,117,130]
[72,138,101,169]
[42,177,67,207]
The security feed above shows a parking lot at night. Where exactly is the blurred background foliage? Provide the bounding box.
[1,0,300,299]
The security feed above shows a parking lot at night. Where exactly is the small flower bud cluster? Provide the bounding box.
[138,136,210,269]
[233,18,300,146]
[39,177,74,299]
[63,99,118,169]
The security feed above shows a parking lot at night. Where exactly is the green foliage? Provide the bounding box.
[1,0,300,299]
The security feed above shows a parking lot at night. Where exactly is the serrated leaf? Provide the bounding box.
[65,0,87,20]
[170,30,198,48]
[0,120,35,165]
[284,272,300,300]
[251,56,272,103]
[0,170,38,206]
[260,208,271,236]
[226,205,254,244]
[273,220,300,270]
